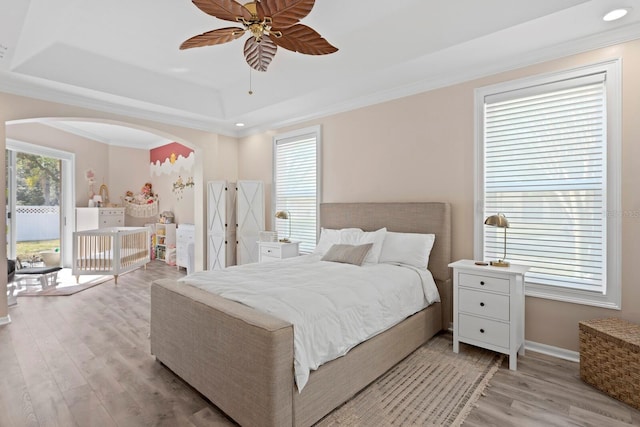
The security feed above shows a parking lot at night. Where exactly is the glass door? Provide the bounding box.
[6,148,62,267]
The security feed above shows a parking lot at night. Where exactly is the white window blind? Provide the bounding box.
[483,74,606,293]
[274,128,319,254]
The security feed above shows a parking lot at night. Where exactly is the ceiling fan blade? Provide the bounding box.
[180,27,245,50]
[244,36,277,72]
[191,0,252,22]
[272,24,338,55]
[257,0,315,29]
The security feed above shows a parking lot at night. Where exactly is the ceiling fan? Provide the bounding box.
[180,0,338,72]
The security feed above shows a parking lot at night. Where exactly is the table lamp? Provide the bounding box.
[484,213,510,267]
[275,210,291,242]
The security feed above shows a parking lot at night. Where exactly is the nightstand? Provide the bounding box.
[449,259,530,370]
[258,241,299,263]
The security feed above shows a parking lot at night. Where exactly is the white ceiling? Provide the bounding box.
[1,0,639,147]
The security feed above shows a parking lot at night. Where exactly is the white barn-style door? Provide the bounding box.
[207,181,237,270]
[236,180,264,265]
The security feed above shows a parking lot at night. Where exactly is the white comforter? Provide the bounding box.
[178,255,440,391]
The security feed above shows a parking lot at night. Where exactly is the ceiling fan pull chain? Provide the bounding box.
[248,68,254,95]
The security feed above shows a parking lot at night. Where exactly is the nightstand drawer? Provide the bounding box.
[458,314,509,348]
[459,288,510,321]
[260,245,282,258]
[459,272,510,294]
[258,241,299,263]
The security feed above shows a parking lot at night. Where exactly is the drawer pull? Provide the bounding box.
[480,328,485,334]
[480,302,485,307]
[267,250,272,253]
[480,281,485,286]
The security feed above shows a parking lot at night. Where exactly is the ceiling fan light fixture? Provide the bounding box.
[603,8,629,21]
[181,0,338,72]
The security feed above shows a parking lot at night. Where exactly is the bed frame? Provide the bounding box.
[150,202,451,426]
[72,226,150,284]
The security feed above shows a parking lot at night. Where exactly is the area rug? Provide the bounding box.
[15,268,113,297]
[315,333,503,426]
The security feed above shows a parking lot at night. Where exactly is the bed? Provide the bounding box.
[150,202,451,426]
[72,226,151,284]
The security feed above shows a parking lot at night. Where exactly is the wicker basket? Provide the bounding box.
[579,318,640,410]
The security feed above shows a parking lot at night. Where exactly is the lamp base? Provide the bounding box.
[490,260,510,267]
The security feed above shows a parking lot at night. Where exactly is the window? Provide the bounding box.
[474,60,621,309]
[273,126,321,254]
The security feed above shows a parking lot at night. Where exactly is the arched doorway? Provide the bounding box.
[5,117,201,268]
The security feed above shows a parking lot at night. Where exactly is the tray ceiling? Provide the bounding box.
[1,0,639,141]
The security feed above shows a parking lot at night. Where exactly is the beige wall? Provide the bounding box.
[238,39,640,352]
[237,132,274,228]
[108,145,152,227]
[0,92,239,320]
[152,164,195,225]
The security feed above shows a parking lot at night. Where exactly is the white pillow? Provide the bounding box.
[379,232,435,270]
[340,227,387,265]
[338,228,364,246]
[313,228,361,255]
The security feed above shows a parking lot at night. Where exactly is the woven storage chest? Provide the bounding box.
[579,318,640,410]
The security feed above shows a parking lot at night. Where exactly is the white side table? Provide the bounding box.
[258,241,299,263]
[449,259,530,370]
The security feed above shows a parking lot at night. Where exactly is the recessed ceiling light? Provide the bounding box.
[235,122,245,127]
[603,8,629,21]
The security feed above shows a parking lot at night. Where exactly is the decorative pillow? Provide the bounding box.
[313,228,363,255]
[324,227,387,265]
[379,232,436,270]
[321,243,374,266]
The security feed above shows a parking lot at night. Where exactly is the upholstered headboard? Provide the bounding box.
[319,202,451,282]
[320,202,452,327]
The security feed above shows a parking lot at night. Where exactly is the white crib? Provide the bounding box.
[72,227,150,284]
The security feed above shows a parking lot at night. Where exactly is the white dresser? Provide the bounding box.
[449,259,530,370]
[176,224,195,273]
[76,207,125,231]
[258,241,299,263]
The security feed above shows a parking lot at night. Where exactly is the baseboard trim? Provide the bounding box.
[525,340,580,363]
[0,315,12,326]
[445,325,579,363]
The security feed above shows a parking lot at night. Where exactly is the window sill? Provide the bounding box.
[525,282,621,310]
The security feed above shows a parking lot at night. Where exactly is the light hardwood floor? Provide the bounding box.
[1,261,639,426]
[465,350,640,426]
